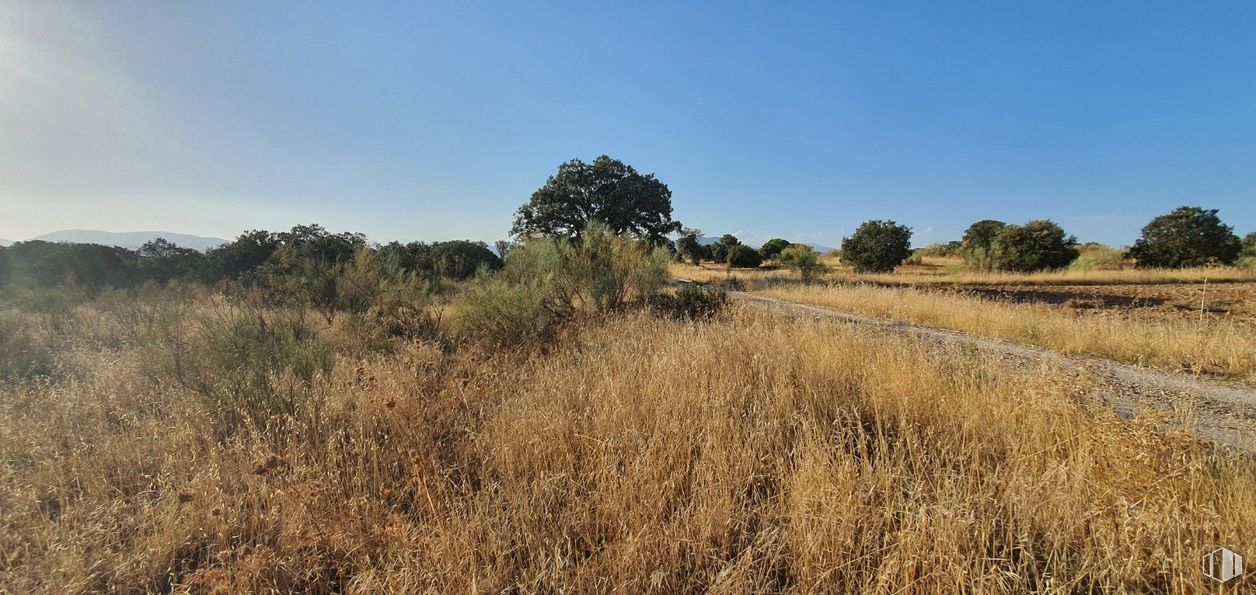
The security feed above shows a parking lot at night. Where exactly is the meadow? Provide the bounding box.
[671,261,1256,383]
[2,278,1254,593]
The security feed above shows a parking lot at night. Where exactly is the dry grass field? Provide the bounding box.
[672,262,1256,383]
[2,286,1255,592]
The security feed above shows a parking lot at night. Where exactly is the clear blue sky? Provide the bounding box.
[3,1,1254,247]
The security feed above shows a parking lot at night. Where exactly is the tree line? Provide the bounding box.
[2,154,1253,299]
[0,224,503,295]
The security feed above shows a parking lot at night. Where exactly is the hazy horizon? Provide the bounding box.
[3,2,1254,247]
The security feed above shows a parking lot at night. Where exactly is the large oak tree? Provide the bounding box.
[511,155,681,245]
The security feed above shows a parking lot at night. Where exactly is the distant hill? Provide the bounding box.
[28,230,228,252]
[0,238,11,247]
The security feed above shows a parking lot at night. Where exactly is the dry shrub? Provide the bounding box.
[175,305,335,435]
[0,309,57,381]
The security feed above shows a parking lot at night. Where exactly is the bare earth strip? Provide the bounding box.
[678,280,1256,453]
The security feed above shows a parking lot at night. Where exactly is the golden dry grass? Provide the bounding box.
[672,261,1256,287]
[671,262,1256,382]
[2,292,1254,593]
[752,283,1256,383]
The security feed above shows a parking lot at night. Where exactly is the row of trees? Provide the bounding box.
[957,206,1252,271]
[0,224,503,294]
[4,151,1250,299]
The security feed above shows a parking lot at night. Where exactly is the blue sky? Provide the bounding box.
[2,1,1254,247]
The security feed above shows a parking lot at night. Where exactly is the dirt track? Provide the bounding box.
[680,280,1256,453]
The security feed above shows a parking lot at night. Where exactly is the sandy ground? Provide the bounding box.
[678,280,1256,454]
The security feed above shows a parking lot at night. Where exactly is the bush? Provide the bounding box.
[959,220,1007,270]
[179,308,334,434]
[373,271,442,341]
[759,238,792,261]
[429,240,502,280]
[450,277,559,348]
[452,222,670,347]
[990,220,1078,272]
[676,228,709,265]
[915,241,962,258]
[1067,243,1128,272]
[840,220,912,273]
[0,310,57,381]
[649,284,728,320]
[725,244,762,268]
[1126,206,1242,268]
[779,244,828,283]
[709,234,742,263]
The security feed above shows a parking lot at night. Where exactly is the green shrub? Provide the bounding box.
[1239,232,1256,258]
[915,241,962,258]
[725,244,762,268]
[179,308,334,434]
[452,222,670,347]
[779,244,828,283]
[1067,243,1128,272]
[650,285,728,320]
[960,220,1006,270]
[841,220,913,273]
[450,277,559,348]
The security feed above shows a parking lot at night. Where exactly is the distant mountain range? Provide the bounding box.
[23,230,228,252]
[698,236,835,253]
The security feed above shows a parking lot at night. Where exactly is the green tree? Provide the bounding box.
[205,230,281,280]
[709,234,741,263]
[429,240,502,280]
[779,243,828,282]
[511,155,682,245]
[759,238,791,261]
[840,220,913,273]
[960,219,1007,270]
[725,244,762,268]
[676,228,708,265]
[1126,206,1242,268]
[990,220,1078,272]
[136,238,203,283]
[1242,232,1256,258]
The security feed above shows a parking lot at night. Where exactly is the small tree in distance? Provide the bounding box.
[759,238,791,261]
[1125,206,1242,268]
[1241,232,1256,267]
[989,220,1078,272]
[840,220,913,273]
[709,234,741,263]
[960,219,1007,270]
[725,244,762,269]
[676,228,707,265]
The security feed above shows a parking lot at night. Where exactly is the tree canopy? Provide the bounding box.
[511,155,681,245]
[959,220,1007,270]
[1126,206,1242,268]
[989,220,1078,272]
[759,238,791,260]
[840,220,913,273]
